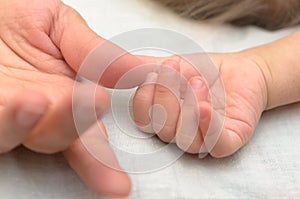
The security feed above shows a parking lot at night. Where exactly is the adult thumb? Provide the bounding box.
[54,3,152,88]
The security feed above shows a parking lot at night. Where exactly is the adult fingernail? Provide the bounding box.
[16,104,47,127]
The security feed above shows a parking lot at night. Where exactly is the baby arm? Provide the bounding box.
[242,31,300,109]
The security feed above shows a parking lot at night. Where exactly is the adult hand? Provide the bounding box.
[0,0,144,196]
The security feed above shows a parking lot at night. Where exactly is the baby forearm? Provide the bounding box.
[241,31,300,110]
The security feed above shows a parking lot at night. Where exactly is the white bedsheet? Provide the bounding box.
[0,0,299,198]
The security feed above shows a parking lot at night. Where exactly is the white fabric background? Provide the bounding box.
[0,0,299,198]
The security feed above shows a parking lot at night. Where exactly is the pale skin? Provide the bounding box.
[0,0,144,197]
[1,0,300,198]
[133,31,300,157]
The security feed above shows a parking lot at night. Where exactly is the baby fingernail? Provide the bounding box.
[160,59,179,73]
[190,78,203,89]
[163,59,178,68]
[200,111,208,122]
[145,72,158,83]
[16,104,47,127]
[198,152,209,159]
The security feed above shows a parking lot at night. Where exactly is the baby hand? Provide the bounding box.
[133,53,268,157]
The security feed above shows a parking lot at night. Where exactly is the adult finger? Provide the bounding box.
[63,121,131,197]
[54,3,147,88]
[23,83,110,154]
[0,92,48,153]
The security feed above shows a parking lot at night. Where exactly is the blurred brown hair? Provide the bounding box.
[154,0,300,30]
